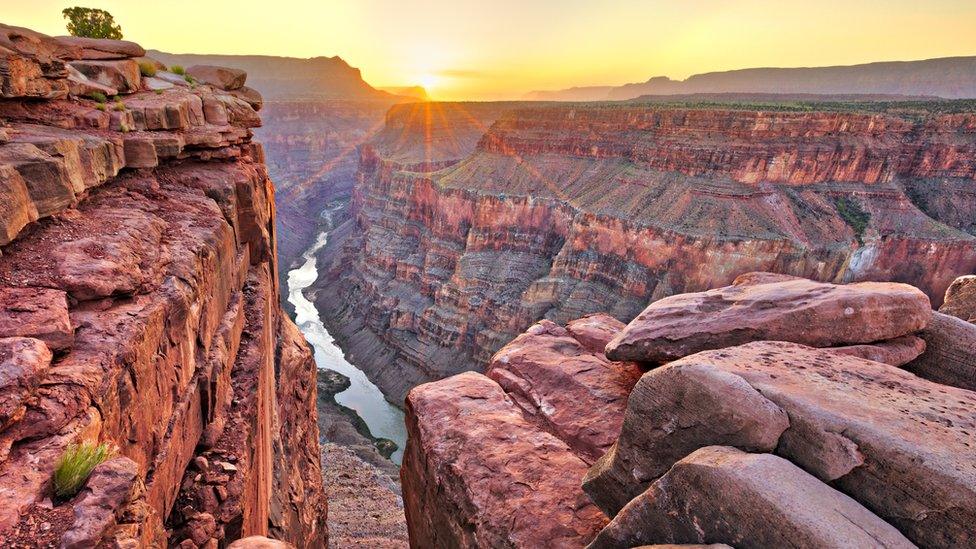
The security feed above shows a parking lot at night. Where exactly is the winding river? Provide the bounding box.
[286,229,407,464]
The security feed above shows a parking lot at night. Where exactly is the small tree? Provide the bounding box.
[62,7,123,39]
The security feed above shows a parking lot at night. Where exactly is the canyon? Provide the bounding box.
[0,24,325,547]
[313,99,976,403]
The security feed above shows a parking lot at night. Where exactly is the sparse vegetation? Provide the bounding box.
[184,74,195,85]
[95,102,107,111]
[62,7,123,39]
[154,89,164,95]
[170,65,186,75]
[834,196,871,245]
[113,99,126,112]
[88,90,107,103]
[138,61,157,77]
[52,441,114,500]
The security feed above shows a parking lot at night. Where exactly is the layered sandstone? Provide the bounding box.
[0,25,325,548]
[316,100,976,403]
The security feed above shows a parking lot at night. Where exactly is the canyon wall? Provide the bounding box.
[316,101,976,403]
[0,25,325,547]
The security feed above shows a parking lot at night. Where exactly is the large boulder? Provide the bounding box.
[54,36,145,60]
[65,64,118,97]
[826,334,926,367]
[0,165,38,246]
[606,273,932,363]
[940,275,976,322]
[186,65,246,91]
[228,86,263,111]
[588,446,914,549]
[402,372,607,548]
[68,59,141,93]
[0,287,73,351]
[903,311,976,391]
[486,317,642,463]
[60,456,139,549]
[584,341,976,548]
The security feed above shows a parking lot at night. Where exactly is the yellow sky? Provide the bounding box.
[4,0,976,100]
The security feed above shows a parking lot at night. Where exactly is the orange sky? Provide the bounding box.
[4,0,976,100]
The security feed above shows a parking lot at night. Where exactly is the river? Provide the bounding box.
[286,229,407,464]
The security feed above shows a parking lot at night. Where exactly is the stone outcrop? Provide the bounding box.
[903,311,976,391]
[402,274,974,548]
[605,274,931,363]
[315,100,976,403]
[401,371,608,548]
[588,446,914,549]
[0,25,322,548]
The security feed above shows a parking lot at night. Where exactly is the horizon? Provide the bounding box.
[4,0,976,100]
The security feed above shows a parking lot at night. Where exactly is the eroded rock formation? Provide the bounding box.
[316,100,976,403]
[0,25,325,548]
[402,273,976,548]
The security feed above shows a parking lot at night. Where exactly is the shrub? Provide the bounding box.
[834,196,871,245]
[88,90,107,103]
[154,89,164,95]
[184,74,195,84]
[138,61,157,77]
[62,7,123,39]
[53,441,113,500]
[170,65,185,75]
[113,99,126,112]
[95,102,106,111]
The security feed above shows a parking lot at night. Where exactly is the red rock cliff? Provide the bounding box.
[315,101,976,403]
[0,24,326,548]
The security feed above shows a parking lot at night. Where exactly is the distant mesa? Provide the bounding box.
[526,56,976,101]
[147,49,417,102]
[378,86,429,101]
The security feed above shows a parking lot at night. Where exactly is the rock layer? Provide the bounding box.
[315,101,976,403]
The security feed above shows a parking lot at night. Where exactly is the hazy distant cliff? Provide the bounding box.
[527,56,976,101]
[314,100,976,403]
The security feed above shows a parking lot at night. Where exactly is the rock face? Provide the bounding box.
[315,101,976,403]
[605,274,932,363]
[401,372,608,548]
[0,25,325,548]
[588,446,914,549]
[940,275,976,322]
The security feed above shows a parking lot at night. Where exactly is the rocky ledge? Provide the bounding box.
[0,24,325,548]
[402,273,976,548]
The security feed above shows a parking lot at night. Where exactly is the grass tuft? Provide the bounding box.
[88,90,107,103]
[53,441,114,500]
[170,65,185,75]
[138,61,157,77]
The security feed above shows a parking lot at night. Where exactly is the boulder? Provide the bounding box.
[186,65,246,91]
[54,36,145,60]
[0,23,78,62]
[228,86,263,111]
[903,311,976,391]
[584,341,976,548]
[486,318,642,463]
[940,275,976,322]
[606,273,932,363]
[0,287,73,351]
[141,76,174,91]
[155,71,191,87]
[61,456,139,549]
[402,372,607,548]
[588,446,914,549]
[0,165,38,246]
[68,59,141,94]
[227,537,295,549]
[0,337,52,429]
[826,334,926,366]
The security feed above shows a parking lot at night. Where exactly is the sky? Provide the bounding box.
[4,0,976,100]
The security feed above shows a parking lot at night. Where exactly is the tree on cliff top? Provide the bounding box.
[62,7,123,39]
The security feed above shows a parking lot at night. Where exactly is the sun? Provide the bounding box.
[418,73,439,92]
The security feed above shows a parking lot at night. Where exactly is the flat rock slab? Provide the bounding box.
[0,287,73,350]
[903,311,976,391]
[588,446,914,549]
[940,275,976,322]
[566,313,627,353]
[401,372,607,548]
[584,341,976,548]
[487,317,641,463]
[54,36,145,60]
[606,273,931,363]
[186,65,246,91]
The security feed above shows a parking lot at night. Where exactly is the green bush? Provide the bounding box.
[138,61,157,77]
[53,441,113,500]
[88,90,107,103]
[834,196,871,245]
[113,99,126,112]
[170,65,185,75]
[95,102,106,111]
